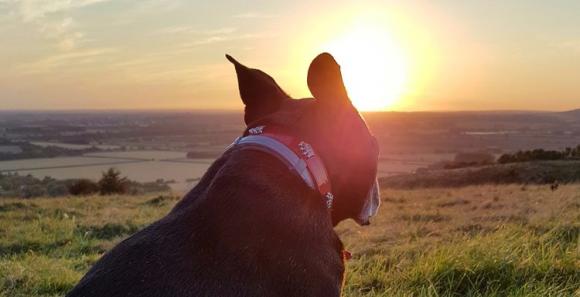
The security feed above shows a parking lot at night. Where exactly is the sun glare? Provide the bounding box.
[321,21,409,111]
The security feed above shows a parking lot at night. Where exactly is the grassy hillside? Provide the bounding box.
[381,161,580,189]
[1,185,579,296]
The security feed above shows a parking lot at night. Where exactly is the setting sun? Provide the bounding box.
[321,21,409,111]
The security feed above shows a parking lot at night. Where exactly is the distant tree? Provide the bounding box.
[497,154,512,164]
[573,145,580,158]
[564,147,572,158]
[47,182,68,197]
[20,184,45,198]
[68,179,99,196]
[98,168,129,195]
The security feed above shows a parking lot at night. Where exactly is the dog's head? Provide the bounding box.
[227,53,380,226]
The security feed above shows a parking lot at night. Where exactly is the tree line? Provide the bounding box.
[497,145,580,164]
[0,168,170,198]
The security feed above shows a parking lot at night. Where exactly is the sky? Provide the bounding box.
[0,0,579,111]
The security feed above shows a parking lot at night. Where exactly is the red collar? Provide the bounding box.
[231,125,334,209]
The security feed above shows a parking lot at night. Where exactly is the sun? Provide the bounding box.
[320,21,408,111]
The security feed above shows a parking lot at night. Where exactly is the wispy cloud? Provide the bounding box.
[557,40,580,53]
[10,0,111,22]
[233,12,277,19]
[4,0,112,51]
[127,0,180,16]
[154,24,269,46]
[155,26,196,35]
[191,33,268,46]
[38,17,85,51]
[15,47,117,74]
[154,26,237,36]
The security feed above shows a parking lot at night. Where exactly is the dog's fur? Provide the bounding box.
[67,53,379,297]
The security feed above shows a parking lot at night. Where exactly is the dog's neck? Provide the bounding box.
[172,136,333,221]
[230,124,334,209]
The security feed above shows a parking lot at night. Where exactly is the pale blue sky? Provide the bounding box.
[0,0,579,111]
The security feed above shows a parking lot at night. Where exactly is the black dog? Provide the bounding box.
[67,53,380,297]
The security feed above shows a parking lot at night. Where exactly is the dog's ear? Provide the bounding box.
[226,54,289,124]
[307,53,350,105]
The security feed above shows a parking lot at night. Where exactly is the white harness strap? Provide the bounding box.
[230,135,316,189]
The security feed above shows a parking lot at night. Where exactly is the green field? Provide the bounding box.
[0,184,578,296]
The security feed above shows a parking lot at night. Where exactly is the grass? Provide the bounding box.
[0,185,579,296]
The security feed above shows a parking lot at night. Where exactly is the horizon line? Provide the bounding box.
[0,107,578,114]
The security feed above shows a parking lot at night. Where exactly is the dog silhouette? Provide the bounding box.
[67,53,380,297]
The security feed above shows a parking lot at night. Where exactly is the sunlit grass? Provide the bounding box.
[343,226,579,296]
[0,185,579,296]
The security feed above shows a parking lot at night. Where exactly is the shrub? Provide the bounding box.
[98,168,129,195]
[68,179,99,196]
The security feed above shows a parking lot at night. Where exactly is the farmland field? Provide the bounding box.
[0,151,216,192]
[0,150,452,192]
[0,184,578,296]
